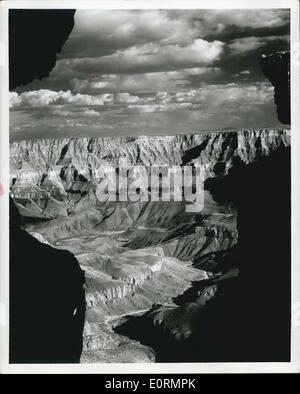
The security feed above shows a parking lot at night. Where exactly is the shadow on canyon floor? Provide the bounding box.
[115,147,291,362]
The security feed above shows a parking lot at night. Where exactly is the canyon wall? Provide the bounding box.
[10,128,291,362]
[10,129,290,221]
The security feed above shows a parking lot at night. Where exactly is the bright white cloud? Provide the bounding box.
[10,90,108,109]
[10,89,149,110]
[62,9,289,60]
[115,92,139,104]
[61,10,204,59]
[10,83,274,115]
[56,38,225,78]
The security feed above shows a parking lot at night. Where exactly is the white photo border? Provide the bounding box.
[0,0,299,374]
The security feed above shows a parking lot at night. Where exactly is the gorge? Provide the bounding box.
[10,128,291,362]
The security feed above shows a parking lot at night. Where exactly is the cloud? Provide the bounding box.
[61,9,289,59]
[54,38,225,79]
[14,9,290,96]
[68,67,222,95]
[10,89,110,109]
[10,89,155,115]
[118,83,274,114]
[10,82,274,119]
[228,35,289,55]
[115,92,140,104]
[202,9,288,29]
[9,9,290,141]
[61,10,200,59]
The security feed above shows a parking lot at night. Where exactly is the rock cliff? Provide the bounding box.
[10,129,290,221]
[8,9,87,364]
[10,128,291,362]
[260,51,290,124]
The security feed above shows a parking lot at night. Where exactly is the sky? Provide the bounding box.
[9,9,290,141]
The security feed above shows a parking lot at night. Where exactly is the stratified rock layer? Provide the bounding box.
[10,128,291,362]
[10,129,290,222]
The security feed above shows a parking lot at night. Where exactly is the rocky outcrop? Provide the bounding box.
[10,127,291,362]
[9,198,85,363]
[113,52,292,362]
[260,51,290,124]
[56,232,208,363]
[9,10,75,90]
[80,254,208,362]
[115,146,291,362]
[102,62,292,361]
[8,9,86,364]
[83,247,165,307]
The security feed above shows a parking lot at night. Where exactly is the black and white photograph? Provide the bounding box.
[0,0,299,374]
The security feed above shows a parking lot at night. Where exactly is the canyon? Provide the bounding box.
[10,128,290,362]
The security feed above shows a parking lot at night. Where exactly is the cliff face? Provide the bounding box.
[112,52,292,363]
[260,52,290,124]
[10,129,290,172]
[10,198,86,363]
[9,10,75,90]
[10,129,290,220]
[8,9,87,364]
[114,145,291,363]
[9,128,291,363]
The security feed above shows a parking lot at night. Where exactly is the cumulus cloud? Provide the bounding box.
[10,9,290,140]
[10,90,109,109]
[61,10,200,59]
[61,9,289,59]
[10,82,274,118]
[114,92,140,104]
[10,89,150,111]
[55,38,225,79]
[14,8,289,98]
[118,83,274,114]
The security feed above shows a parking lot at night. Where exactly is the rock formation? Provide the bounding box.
[10,129,290,222]
[260,51,290,124]
[9,9,86,364]
[10,199,85,363]
[9,9,75,90]
[115,52,292,362]
[10,127,291,362]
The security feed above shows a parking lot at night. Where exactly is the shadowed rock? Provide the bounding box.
[9,9,75,90]
[114,52,292,362]
[260,51,290,125]
[10,198,85,363]
[9,9,86,363]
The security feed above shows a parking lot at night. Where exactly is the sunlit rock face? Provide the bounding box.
[10,129,289,222]
[10,128,290,362]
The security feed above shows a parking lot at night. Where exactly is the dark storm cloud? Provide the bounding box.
[59,9,214,60]
[59,9,289,59]
[15,9,290,94]
[213,34,290,84]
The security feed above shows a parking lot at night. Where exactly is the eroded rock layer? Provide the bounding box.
[10,128,290,362]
